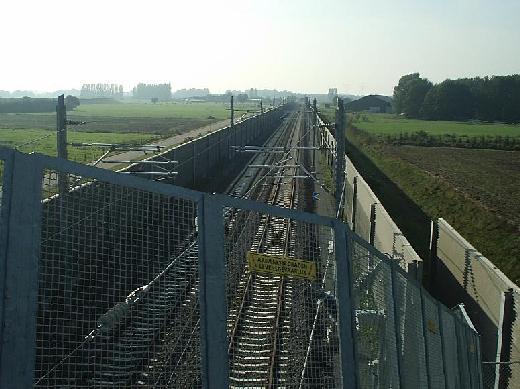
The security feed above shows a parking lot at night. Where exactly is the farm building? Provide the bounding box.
[346,94,392,113]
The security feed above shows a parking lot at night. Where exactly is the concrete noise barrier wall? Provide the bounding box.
[434,218,520,388]
[124,105,292,191]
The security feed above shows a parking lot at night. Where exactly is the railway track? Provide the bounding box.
[227,109,312,388]
[34,104,332,388]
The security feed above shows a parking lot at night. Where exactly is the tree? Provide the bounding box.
[393,73,432,118]
[420,80,474,120]
[65,95,80,110]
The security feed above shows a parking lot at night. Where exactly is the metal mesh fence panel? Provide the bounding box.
[350,237,400,389]
[393,271,428,388]
[422,294,446,389]
[34,169,201,388]
[439,307,461,389]
[224,207,342,388]
[0,158,4,237]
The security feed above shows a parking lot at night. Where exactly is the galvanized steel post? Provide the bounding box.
[56,95,68,196]
[420,288,432,388]
[335,98,346,217]
[312,98,317,171]
[335,222,359,389]
[436,301,450,389]
[197,194,229,388]
[0,152,43,388]
[390,262,405,388]
[230,95,234,128]
[369,203,377,246]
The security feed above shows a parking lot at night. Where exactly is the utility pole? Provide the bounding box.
[335,98,346,217]
[56,94,69,195]
[230,95,234,128]
[312,98,317,171]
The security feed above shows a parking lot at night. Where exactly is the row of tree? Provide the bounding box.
[132,83,171,100]
[0,96,79,113]
[352,126,520,151]
[80,84,123,98]
[394,73,520,123]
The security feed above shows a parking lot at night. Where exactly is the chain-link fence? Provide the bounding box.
[0,148,483,388]
[224,206,342,387]
[36,169,200,387]
[351,232,482,388]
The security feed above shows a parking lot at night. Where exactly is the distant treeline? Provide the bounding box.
[0,96,79,113]
[132,83,171,100]
[394,73,520,123]
[81,84,123,98]
[351,126,520,151]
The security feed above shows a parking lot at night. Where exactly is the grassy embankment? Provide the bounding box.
[322,111,520,284]
[0,101,239,165]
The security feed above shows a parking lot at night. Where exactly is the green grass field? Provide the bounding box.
[0,128,159,164]
[0,101,243,166]
[352,113,520,137]
[71,101,232,119]
[346,129,520,284]
[0,101,241,136]
[0,99,263,185]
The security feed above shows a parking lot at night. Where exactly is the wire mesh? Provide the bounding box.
[35,169,201,388]
[351,233,483,388]
[394,270,429,388]
[224,207,342,388]
[350,238,400,389]
[422,294,446,389]
[0,159,4,236]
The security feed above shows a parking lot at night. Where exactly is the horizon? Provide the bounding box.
[1,0,519,96]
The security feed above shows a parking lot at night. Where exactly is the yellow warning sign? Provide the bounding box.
[247,252,317,281]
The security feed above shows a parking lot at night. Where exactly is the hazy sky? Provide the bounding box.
[1,0,519,95]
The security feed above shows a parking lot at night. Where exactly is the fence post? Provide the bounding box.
[420,289,432,388]
[428,219,439,292]
[56,94,69,196]
[0,152,43,388]
[192,142,197,187]
[197,194,229,389]
[351,176,358,232]
[334,222,359,389]
[0,148,14,351]
[312,98,317,171]
[436,301,450,389]
[390,262,405,389]
[335,99,346,216]
[455,314,470,388]
[369,203,377,246]
[230,95,234,128]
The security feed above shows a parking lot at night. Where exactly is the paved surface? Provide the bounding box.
[95,119,231,170]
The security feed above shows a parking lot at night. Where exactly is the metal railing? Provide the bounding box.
[0,148,482,388]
